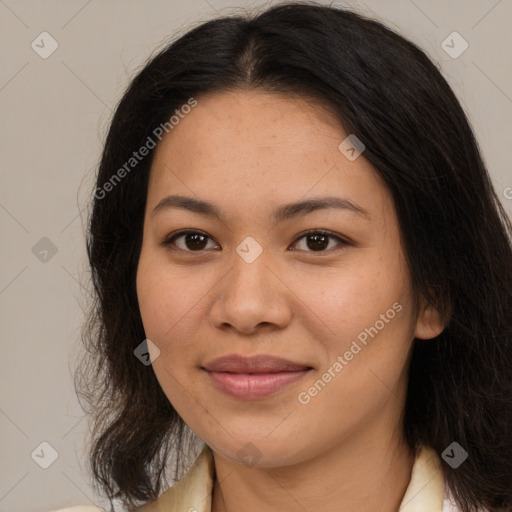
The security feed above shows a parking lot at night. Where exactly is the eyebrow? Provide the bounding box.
[151,194,371,223]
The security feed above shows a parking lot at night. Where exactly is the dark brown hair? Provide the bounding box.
[76,2,512,511]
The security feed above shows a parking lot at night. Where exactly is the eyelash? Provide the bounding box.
[161,229,352,254]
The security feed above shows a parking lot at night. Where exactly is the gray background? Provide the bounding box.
[1,1,511,511]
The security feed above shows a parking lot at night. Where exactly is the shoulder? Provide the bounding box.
[443,490,462,512]
[404,445,490,512]
[46,447,213,512]
[137,445,214,512]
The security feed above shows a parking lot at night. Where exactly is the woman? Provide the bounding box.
[68,2,512,512]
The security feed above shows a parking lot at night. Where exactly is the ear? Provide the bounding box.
[414,295,449,340]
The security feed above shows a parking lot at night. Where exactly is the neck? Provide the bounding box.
[211,427,415,512]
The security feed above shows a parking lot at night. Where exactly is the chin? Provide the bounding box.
[206,434,309,468]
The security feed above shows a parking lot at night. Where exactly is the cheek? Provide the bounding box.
[136,256,165,338]
[309,259,416,401]
[295,250,412,352]
[136,251,213,388]
[137,251,198,338]
[136,255,201,404]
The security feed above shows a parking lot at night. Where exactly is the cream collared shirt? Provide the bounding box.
[52,445,463,512]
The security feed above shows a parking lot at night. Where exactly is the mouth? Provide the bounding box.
[202,354,313,400]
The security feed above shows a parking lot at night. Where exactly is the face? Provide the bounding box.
[136,89,444,467]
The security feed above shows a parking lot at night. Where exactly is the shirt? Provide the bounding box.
[51,444,466,512]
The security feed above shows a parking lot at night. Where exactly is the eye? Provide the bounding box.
[289,230,350,253]
[161,229,351,253]
[161,230,219,252]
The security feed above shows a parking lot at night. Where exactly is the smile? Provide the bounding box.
[202,353,313,400]
[205,369,312,400]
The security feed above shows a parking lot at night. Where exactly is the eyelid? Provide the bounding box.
[161,229,353,253]
[161,229,220,251]
[290,229,353,251]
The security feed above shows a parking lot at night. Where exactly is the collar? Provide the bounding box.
[139,444,446,512]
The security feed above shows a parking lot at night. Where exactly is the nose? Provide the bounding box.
[208,249,293,335]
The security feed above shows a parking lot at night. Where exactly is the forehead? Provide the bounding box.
[146,89,392,223]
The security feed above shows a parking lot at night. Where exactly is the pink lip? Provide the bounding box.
[202,354,312,400]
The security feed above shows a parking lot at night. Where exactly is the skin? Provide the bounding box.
[136,89,445,512]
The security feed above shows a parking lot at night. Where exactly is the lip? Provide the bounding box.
[202,354,312,400]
